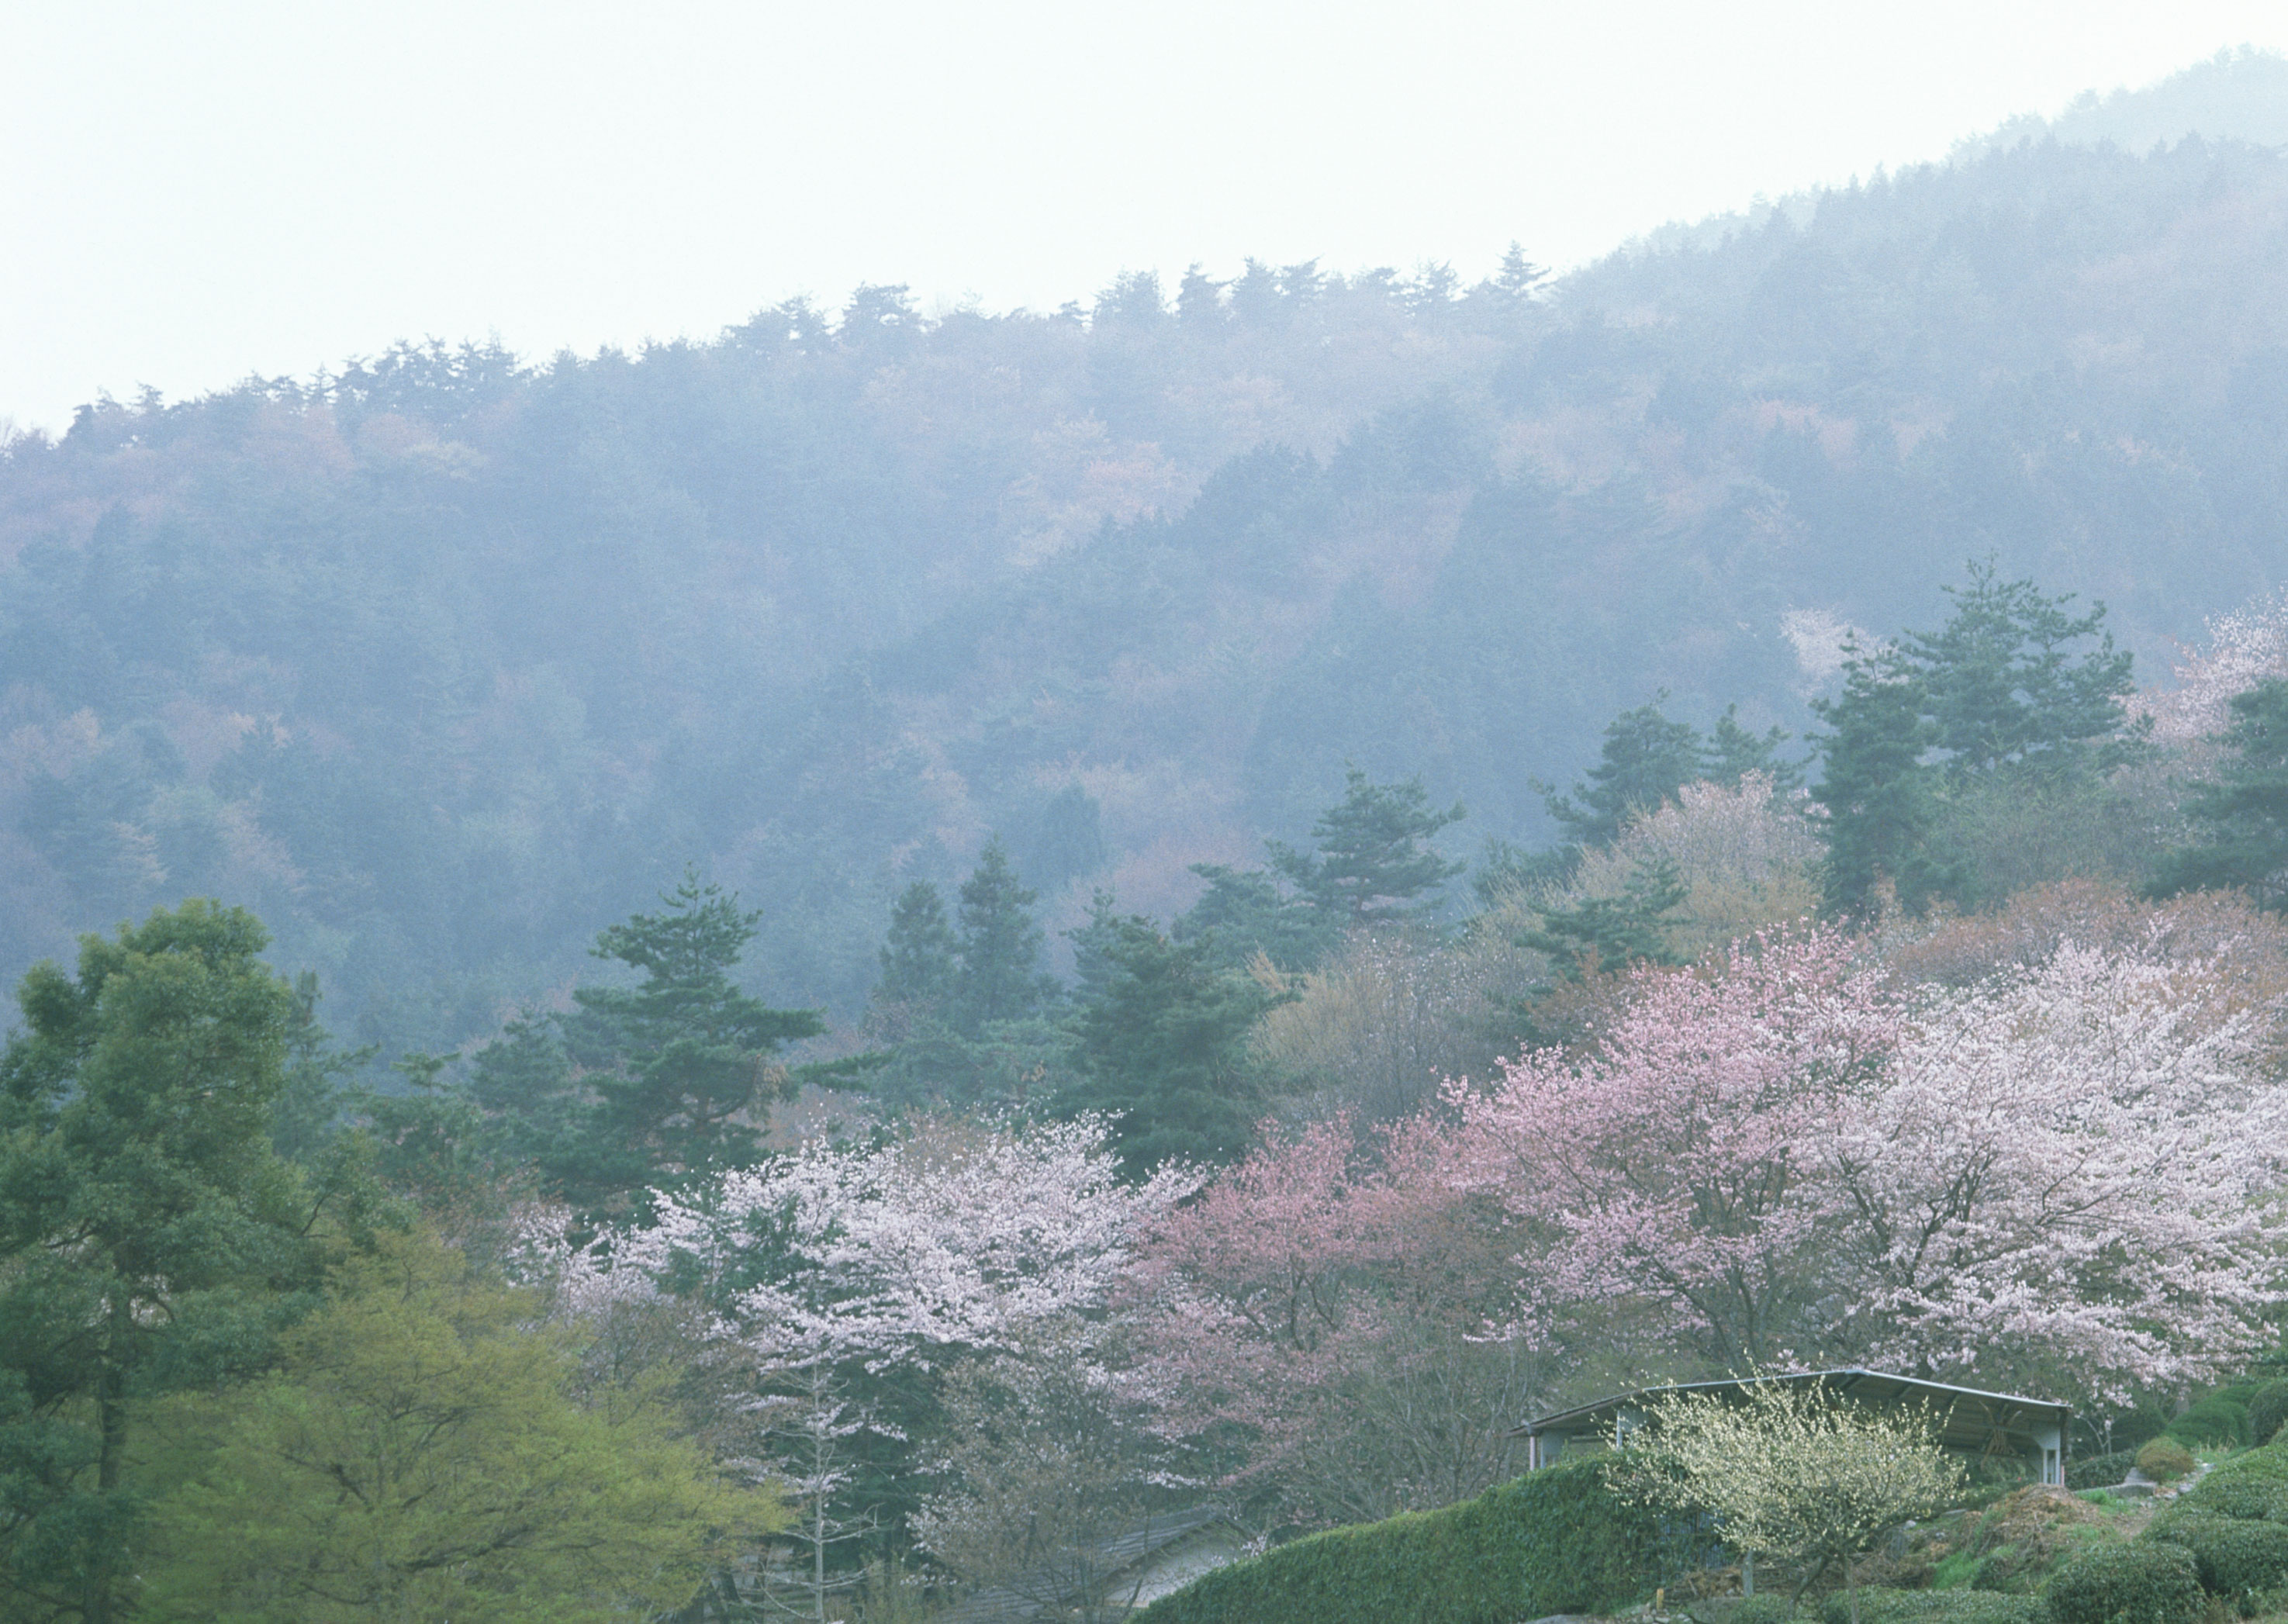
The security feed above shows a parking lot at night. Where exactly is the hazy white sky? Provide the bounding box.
[5,1,2286,433]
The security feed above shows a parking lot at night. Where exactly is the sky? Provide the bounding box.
[5,1,2287,434]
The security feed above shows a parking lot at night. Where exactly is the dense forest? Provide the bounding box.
[8,51,2288,1058]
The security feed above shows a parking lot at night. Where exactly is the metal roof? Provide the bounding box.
[1513,1367,2070,1453]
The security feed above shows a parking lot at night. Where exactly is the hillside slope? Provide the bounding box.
[5,64,2288,1050]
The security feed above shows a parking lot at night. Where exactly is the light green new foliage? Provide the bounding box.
[138,1228,782,1624]
[1618,1380,1966,1624]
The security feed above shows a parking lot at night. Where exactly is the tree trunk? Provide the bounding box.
[86,1302,130,1624]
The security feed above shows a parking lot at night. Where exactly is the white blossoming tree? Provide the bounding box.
[594,1114,1198,1617]
[1619,1378,1965,1624]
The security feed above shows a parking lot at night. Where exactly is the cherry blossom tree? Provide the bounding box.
[1128,1114,1534,1525]
[589,1114,1197,1599]
[1826,942,2288,1398]
[1448,928,1898,1370]
[1448,926,2288,1396]
[2138,590,2288,750]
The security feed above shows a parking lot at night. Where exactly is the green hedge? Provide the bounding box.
[1731,1595,1797,1624]
[2044,1543,2203,1624]
[2148,1513,2288,1599]
[2248,1383,2288,1449]
[2165,1397,2251,1450]
[2135,1439,2196,1483]
[1128,1461,1664,1624]
[2065,1453,2139,1491]
[2173,1477,2288,1523]
[2170,1435,2288,1512]
[1815,1588,2041,1624]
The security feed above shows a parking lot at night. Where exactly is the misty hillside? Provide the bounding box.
[7,55,2288,1053]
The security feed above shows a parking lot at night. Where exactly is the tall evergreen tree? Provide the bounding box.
[0,901,327,1624]
[1052,917,1279,1178]
[876,880,959,1014]
[1809,641,1941,917]
[2149,677,2288,910]
[1810,565,2138,917]
[1706,703,1804,794]
[550,869,824,1218]
[1544,698,1706,848]
[1906,561,2138,783]
[955,838,1049,1030]
[1270,768,1467,925]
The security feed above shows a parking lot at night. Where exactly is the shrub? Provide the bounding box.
[2248,1382,2288,1448]
[1128,1460,1664,1624]
[2067,1453,2140,1492]
[2174,1477,2288,1523]
[2147,1513,2288,1599]
[2044,1543,2203,1624]
[2165,1397,2251,1450]
[2136,1439,2197,1484]
[1732,1595,1798,1624]
[1816,1589,2042,1624]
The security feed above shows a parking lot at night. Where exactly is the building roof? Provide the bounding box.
[1512,1367,2070,1455]
[934,1504,1238,1624]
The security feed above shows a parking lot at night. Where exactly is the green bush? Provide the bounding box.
[2044,1543,2203,1624]
[2248,1383,2288,1448]
[1730,1595,1798,1624]
[2165,1397,2251,1450]
[2174,1477,2288,1523]
[2148,1512,2288,1599]
[2136,1439,2197,1484]
[2066,1453,2140,1491]
[1128,1460,1665,1624]
[1816,1588,2042,1624]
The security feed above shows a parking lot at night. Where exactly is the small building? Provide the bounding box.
[1512,1367,2071,1487]
[935,1504,1248,1624]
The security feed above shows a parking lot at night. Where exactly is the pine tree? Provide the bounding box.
[1809,641,1941,917]
[1906,561,2138,783]
[1053,917,1280,1178]
[2149,677,2288,909]
[955,838,1049,1030]
[1544,698,1706,848]
[551,867,824,1218]
[1706,703,1804,794]
[876,880,959,1014]
[1271,767,1467,926]
[1519,853,1689,975]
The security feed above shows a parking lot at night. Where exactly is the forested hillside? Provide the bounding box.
[7,54,2288,1053]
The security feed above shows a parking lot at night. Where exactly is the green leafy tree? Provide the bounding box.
[551,869,824,1218]
[138,1226,776,1623]
[2149,677,2288,908]
[1054,917,1281,1177]
[1543,698,1706,848]
[955,838,1052,1031]
[0,901,328,1624]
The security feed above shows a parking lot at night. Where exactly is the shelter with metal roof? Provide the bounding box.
[1513,1368,2070,1486]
